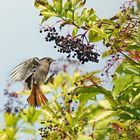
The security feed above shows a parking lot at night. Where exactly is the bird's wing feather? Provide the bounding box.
[10,57,40,81]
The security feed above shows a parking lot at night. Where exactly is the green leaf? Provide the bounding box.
[21,107,41,124]
[119,113,133,120]
[101,50,113,58]
[4,113,19,127]
[5,127,17,140]
[65,112,73,125]
[88,28,104,42]
[64,0,72,11]
[89,110,114,123]
[40,10,57,23]
[53,73,64,89]
[66,10,73,19]
[41,104,58,120]
[116,61,140,75]
[132,93,140,105]
[52,0,62,13]
[81,8,89,20]
[77,135,92,140]
[71,0,82,9]
[94,116,113,130]
[79,92,96,104]
[34,0,49,9]
[127,45,140,51]
[113,75,134,97]
[52,100,62,111]
[74,86,113,103]
[77,1,86,9]
[119,106,140,118]
[72,26,78,37]
[98,100,112,109]
[88,8,96,21]
[22,128,35,135]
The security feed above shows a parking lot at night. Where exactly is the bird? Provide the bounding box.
[10,57,55,107]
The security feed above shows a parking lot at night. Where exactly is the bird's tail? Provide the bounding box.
[27,83,47,107]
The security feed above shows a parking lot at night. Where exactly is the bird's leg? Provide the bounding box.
[44,71,57,85]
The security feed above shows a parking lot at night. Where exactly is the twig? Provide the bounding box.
[118,50,140,66]
[44,71,58,85]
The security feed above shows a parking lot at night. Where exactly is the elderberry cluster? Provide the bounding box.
[40,27,100,64]
[3,89,26,114]
[38,91,90,139]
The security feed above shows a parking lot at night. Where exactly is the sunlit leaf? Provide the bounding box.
[113,74,134,97]
[21,107,41,124]
[52,0,62,13]
[64,0,72,11]
[72,26,78,37]
[89,110,114,123]
[77,1,86,9]
[4,113,19,127]
[102,50,113,58]
[22,127,35,135]
[34,0,49,9]
[77,135,92,140]
[98,100,112,109]
[88,27,105,42]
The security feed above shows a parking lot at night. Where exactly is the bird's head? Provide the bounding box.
[40,57,55,64]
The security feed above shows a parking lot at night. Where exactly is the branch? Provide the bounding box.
[44,71,58,85]
[117,50,140,66]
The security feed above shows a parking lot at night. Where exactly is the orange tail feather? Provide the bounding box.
[27,83,47,107]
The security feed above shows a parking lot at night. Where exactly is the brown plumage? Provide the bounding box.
[10,57,55,107]
[27,82,47,107]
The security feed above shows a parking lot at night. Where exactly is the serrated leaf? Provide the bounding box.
[88,25,107,42]
[89,110,114,123]
[64,0,72,11]
[71,0,82,9]
[88,28,103,42]
[66,10,73,19]
[77,1,86,9]
[40,10,57,23]
[99,100,112,109]
[119,113,133,120]
[52,0,62,13]
[72,26,78,37]
[4,113,19,127]
[81,8,89,20]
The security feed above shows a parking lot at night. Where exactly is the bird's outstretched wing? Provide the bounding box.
[10,57,40,81]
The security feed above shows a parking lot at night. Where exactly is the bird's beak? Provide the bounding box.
[51,59,56,63]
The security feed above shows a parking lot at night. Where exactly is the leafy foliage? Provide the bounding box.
[0,0,140,140]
